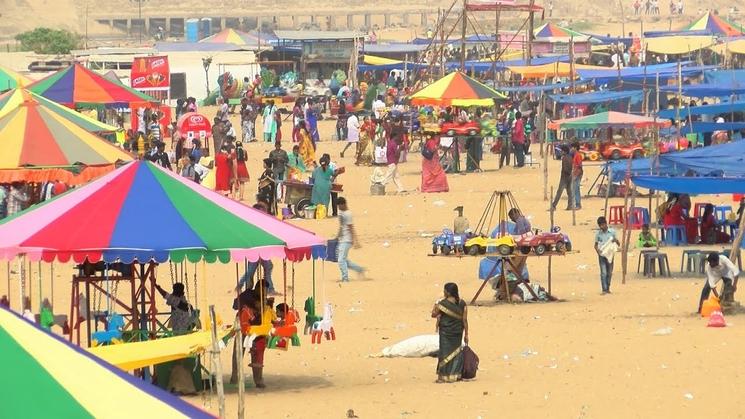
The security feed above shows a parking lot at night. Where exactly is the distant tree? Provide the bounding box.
[15,28,81,54]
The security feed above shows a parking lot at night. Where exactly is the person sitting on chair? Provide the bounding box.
[155,282,193,334]
[636,224,658,248]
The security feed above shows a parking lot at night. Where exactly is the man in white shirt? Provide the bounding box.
[372,95,386,120]
[336,197,366,282]
[699,253,739,313]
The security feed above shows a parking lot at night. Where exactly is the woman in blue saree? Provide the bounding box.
[431,282,468,383]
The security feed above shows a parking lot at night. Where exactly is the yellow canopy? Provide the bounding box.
[709,39,745,55]
[362,55,402,65]
[506,62,605,79]
[645,35,716,54]
[89,331,218,371]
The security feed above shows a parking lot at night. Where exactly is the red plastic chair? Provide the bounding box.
[608,205,624,225]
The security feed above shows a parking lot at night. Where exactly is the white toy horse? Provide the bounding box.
[311,303,336,344]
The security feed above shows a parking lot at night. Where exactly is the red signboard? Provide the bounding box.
[131,56,170,91]
[177,112,212,140]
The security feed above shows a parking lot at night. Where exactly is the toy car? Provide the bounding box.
[601,141,644,160]
[514,228,571,255]
[432,229,470,255]
[441,120,480,137]
[465,235,516,256]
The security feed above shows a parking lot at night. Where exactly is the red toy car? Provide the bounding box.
[601,141,644,160]
[515,232,569,255]
[441,121,480,136]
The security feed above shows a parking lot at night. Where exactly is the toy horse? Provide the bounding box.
[38,298,70,334]
[311,303,336,344]
[91,313,125,346]
[303,296,322,335]
[267,308,301,349]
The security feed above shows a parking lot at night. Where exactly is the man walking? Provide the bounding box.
[551,145,573,210]
[698,252,739,313]
[383,136,405,193]
[595,216,620,294]
[571,142,584,209]
[337,197,366,282]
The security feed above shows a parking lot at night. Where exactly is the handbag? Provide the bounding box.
[421,146,435,160]
[462,345,479,379]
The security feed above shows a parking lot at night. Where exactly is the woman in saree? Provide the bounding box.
[297,122,316,169]
[287,144,307,180]
[305,99,320,147]
[431,282,468,383]
[421,136,449,193]
[356,116,375,165]
[310,154,337,211]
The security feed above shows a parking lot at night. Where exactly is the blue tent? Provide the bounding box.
[550,90,644,105]
[659,84,745,98]
[657,101,745,119]
[607,140,745,182]
[632,175,745,194]
[677,122,745,134]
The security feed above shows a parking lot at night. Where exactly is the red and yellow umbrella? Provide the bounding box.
[0,96,132,183]
[409,72,506,107]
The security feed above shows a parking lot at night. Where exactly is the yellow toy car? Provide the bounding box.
[465,235,516,256]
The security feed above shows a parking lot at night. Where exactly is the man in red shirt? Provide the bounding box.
[571,142,583,209]
[512,112,526,167]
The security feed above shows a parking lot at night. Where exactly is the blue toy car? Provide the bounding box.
[432,229,469,255]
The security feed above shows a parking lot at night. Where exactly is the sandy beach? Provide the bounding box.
[6,108,744,418]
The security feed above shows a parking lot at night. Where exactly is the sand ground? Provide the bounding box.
[5,110,745,419]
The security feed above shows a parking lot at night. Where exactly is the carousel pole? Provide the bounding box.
[209,305,226,418]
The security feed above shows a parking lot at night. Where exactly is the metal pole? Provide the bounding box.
[209,305,226,418]
[460,0,467,71]
[527,0,535,65]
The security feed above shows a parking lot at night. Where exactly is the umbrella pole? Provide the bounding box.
[209,305,226,418]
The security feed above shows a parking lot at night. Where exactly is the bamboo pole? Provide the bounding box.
[235,317,245,419]
[209,305,225,418]
[543,114,549,202]
[549,186,555,295]
[622,186,636,284]
[460,0,467,71]
[728,208,745,269]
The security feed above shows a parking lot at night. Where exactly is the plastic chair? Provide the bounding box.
[715,206,733,224]
[693,202,710,219]
[643,252,670,277]
[637,250,658,273]
[628,207,650,230]
[681,249,701,273]
[608,205,624,225]
[662,225,687,246]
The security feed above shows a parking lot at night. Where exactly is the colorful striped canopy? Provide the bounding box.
[0,97,131,170]
[29,63,156,107]
[1,306,214,419]
[409,71,506,107]
[0,65,31,91]
[534,23,587,38]
[0,88,117,132]
[199,28,274,46]
[549,111,672,130]
[0,160,325,264]
[684,12,744,37]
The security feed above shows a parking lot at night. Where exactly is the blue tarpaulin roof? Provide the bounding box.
[704,69,745,85]
[657,101,745,119]
[357,62,428,72]
[550,90,644,104]
[659,84,745,97]
[363,43,429,54]
[632,175,745,193]
[587,34,633,46]
[496,80,591,93]
[607,140,745,181]
[676,122,745,134]
[577,63,712,84]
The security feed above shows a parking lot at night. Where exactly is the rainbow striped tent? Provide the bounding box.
[409,71,506,107]
[0,96,131,170]
[29,63,155,107]
[684,12,744,37]
[199,28,275,47]
[534,23,587,38]
[1,305,214,418]
[0,65,31,91]
[0,88,117,132]
[0,160,325,264]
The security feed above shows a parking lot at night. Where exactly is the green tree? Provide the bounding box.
[15,28,81,54]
